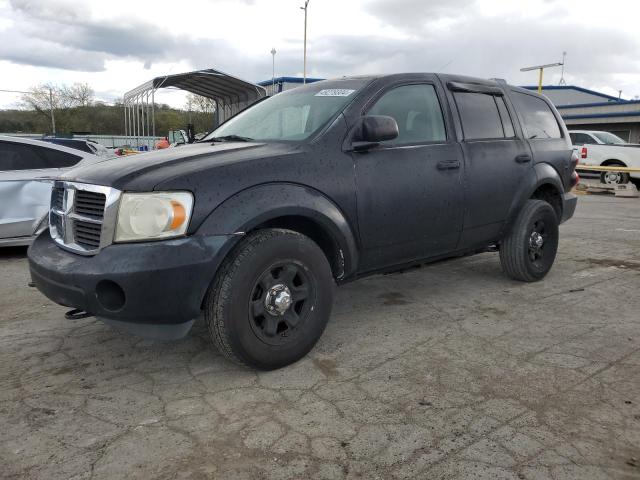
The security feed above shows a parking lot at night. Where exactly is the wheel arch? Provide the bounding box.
[601,158,626,166]
[196,183,359,281]
[505,162,565,231]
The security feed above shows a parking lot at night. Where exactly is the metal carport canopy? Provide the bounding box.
[124,68,266,104]
[122,68,266,148]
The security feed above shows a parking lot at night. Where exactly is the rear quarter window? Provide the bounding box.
[512,92,562,139]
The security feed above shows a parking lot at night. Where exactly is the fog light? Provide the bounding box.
[95,280,126,312]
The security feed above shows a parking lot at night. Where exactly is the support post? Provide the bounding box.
[538,68,544,94]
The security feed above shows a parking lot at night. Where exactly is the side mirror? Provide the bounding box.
[352,115,399,151]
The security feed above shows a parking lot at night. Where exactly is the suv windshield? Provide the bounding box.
[203,80,367,142]
[593,132,626,145]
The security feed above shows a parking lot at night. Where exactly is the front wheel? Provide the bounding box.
[204,228,334,370]
[499,200,559,282]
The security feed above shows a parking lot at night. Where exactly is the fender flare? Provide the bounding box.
[532,162,565,196]
[504,163,564,229]
[196,183,359,278]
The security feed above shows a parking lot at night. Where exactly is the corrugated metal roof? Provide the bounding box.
[124,68,266,104]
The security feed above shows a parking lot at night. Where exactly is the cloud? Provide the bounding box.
[0,0,639,101]
[365,0,476,29]
[1,0,237,71]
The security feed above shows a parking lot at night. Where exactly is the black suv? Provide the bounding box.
[28,74,578,369]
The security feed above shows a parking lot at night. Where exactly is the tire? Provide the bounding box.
[204,228,334,370]
[600,161,630,185]
[499,200,559,282]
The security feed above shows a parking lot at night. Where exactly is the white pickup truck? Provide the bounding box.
[569,130,640,185]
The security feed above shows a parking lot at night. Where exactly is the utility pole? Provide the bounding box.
[49,87,56,136]
[271,47,277,93]
[520,62,563,94]
[300,0,309,84]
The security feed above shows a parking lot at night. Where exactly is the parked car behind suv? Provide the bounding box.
[0,136,103,247]
[569,129,640,185]
[28,74,578,369]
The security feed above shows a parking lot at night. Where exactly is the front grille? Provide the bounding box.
[49,181,119,255]
[50,211,63,234]
[52,187,64,210]
[74,190,106,220]
[74,221,102,248]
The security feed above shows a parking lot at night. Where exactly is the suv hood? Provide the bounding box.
[62,141,296,191]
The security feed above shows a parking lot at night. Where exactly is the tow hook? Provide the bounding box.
[65,309,94,320]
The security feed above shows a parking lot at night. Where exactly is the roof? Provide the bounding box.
[124,68,266,104]
[521,85,625,102]
[0,135,96,160]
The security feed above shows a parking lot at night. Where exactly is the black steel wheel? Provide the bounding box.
[204,228,334,370]
[500,200,559,282]
[249,261,315,346]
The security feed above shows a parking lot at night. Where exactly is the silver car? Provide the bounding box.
[0,135,106,246]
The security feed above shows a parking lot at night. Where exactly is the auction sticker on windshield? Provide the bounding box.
[315,89,355,97]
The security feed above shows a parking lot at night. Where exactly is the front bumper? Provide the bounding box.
[560,192,578,224]
[28,231,237,339]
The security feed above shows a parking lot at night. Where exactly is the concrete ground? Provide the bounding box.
[1,194,639,480]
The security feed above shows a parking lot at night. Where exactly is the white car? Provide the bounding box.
[40,138,114,158]
[568,130,640,185]
[0,136,107,246]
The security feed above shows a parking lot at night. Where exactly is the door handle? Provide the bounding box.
[515,154,532,163]
[437,160,461,170]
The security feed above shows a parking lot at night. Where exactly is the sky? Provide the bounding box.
[0,0,639,109]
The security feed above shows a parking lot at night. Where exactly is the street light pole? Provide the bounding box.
[49,87,56,136]
[271,47,277,93]
[520,62,563,94]
[300,0,309,84]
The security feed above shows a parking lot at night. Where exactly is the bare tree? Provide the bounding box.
[185,93,216,114]
[20,83,95,112]
[61,83,94,107]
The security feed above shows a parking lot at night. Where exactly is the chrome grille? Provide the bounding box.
[52,187,65,211]
[74,190,106,219]
[74,221,102,248]
[49,181,120,255]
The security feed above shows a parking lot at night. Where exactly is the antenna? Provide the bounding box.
[559,51,567,85]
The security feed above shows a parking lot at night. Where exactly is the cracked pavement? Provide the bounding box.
[1,195,639,479]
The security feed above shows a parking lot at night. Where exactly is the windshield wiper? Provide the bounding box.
[209,135,254,143]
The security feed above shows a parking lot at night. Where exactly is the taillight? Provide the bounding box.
[571,170,580,187]
[581,146,588,159]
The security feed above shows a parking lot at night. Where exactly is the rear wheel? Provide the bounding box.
[600,161,630,185]
[204,228,334,370]
[499,200,559,282]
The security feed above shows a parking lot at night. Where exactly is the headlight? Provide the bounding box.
[115,192,194,242]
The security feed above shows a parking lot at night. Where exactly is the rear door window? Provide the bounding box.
[0,141,81,171]
[453,92,506,140]
[512,92,562,139]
